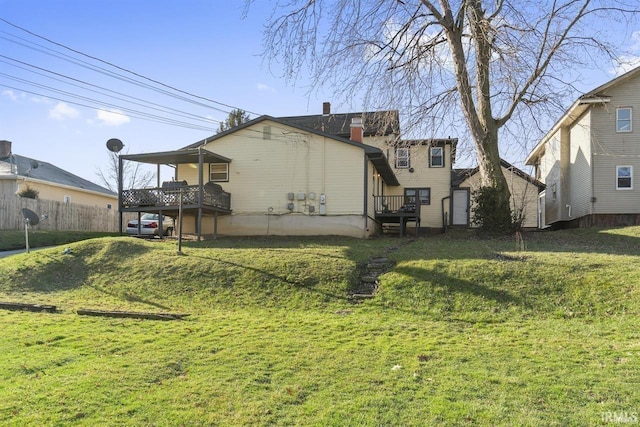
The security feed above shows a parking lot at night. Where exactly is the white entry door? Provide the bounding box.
[452,189,469,226]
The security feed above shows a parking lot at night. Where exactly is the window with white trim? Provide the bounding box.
[64,195,71,203]
[395,146,410,169]
[430,146,444,167]
[616,165,633,190]
[210,163,229,182]
[617,107,632,133]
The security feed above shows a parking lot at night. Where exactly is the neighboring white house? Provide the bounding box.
[525,66,640,227]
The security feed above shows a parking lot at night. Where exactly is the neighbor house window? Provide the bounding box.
[404,188,430,205]
[430,146,444,167]
[395,146,410,169]
[617,166,633,189]
[617,107,632,132]
[210,163,229,182]
[106,203,112,209]
[64,195,71,203]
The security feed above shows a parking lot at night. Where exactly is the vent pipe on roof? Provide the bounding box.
[323,102,331,116]
[350,117,363,143]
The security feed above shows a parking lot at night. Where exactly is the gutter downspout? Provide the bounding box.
[441,195,450,233]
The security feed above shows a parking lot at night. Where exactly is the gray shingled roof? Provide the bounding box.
[278,110,400,138]
[452,159,545,190]
[0,154,116,196]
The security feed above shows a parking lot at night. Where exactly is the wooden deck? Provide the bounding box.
[373,195,421,236]
[120,183,231,214]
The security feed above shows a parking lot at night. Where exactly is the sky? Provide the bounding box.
[0,1,638,188]
[0,1,330,186]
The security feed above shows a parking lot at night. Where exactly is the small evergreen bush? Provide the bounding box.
[18,185,39,199]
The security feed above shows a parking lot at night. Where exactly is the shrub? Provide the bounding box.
[471,186,519,234]
[18,185,39,199]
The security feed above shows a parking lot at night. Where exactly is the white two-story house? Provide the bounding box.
[525,66,640,227]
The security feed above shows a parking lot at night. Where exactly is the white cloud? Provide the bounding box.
[257,83,277,93]
[611,55,640,76]
[95,109,130,126]
[2,89,21,101]
[49,102,80,120]
[610,30,640,76]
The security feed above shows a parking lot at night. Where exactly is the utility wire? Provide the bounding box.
[0,17,262,117]
[0,34,234,115]
[0,57,223,126]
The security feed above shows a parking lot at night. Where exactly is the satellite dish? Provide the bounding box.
[106,138,124,153]
[22,208,40,226]
[29,159,39,169]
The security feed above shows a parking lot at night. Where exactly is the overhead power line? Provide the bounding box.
[0,16,311,142]
[0,16,262,117]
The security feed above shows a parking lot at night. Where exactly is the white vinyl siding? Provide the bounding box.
[568,112,592,219]
[540,131,563,224]
[590,73,640,213]
[177,119,370,236]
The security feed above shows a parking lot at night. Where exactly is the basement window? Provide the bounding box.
[210,163,229,182]
[617,165,633,190]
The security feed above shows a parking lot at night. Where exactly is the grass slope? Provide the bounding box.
[0,229,638,426]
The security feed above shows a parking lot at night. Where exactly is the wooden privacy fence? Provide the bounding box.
[0,195,135,232]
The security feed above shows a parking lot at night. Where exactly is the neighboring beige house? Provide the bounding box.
[0,140,117,208]
[525,66,640,227]
[452,159,545,229]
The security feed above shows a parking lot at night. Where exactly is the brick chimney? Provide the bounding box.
[0,140,12,158]
[322,102,331,116]
[350,117,363,143]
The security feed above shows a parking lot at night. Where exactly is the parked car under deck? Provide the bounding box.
[126,213,174,237]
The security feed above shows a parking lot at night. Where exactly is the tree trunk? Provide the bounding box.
[476,125,513,229]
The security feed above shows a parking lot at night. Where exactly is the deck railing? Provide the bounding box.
[121,184,231,211]
[373,195,420,216]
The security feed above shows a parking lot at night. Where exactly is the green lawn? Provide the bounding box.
[0,229,638,426]
[0,230,118,251]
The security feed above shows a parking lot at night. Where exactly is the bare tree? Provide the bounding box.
[252,0,639,226]
[96,149,155,192]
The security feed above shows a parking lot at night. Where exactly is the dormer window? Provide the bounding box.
[430,146,444,167]
[395,146,410,169]
[617,107,632,133]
